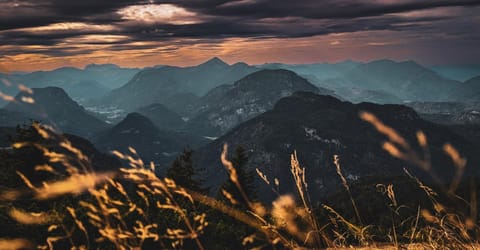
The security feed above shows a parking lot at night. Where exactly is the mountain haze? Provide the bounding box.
[102,57,258,112]
[431,64,480,82]
[331,60,461,101]
[0,64,139,105]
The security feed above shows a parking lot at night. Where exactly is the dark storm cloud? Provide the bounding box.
[0,0,479,57]
[0,0,148,30]
[178,0,480,19]
[0,13,454,46]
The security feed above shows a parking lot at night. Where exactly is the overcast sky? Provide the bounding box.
[1,0,479,71]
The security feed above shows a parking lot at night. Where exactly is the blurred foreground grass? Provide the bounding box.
[0,111,478,249]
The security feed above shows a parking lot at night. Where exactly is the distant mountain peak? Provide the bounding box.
[238,68,297,79]
[29,86,73,100]
[366,59,424,69]
[84,63,120,70]
[399,60,423,68]
[338,59,357,64]
[110,112,162,135]
[183,69,331,136]
[121,112,153,125]
[51,66,82,73]
[465,76,480,84]
[199,57,229,67]
[367,59,396,65]
[231,62,249,67]
[234,69,311,88]
[5,86,74,112]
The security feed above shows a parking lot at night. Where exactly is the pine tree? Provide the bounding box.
[164,148,210,249]
[166,147,206,193]
[220,145,257,207]
[204,146,258,249]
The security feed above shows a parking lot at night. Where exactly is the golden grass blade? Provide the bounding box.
[359,111,408,148]
[0,91,15,102]
[333,155,363,225]
[221,143,253,209]
[0,238,32,250]
[9,208,53,225]
[35,172,114,200]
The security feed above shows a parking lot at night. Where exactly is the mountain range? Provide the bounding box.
[196,92,479,202]
[257,59,480,104]
[454,76,480,103]
[0,58,479,204]
[259,60,360,82]
[183,69,333,136]
[320,60,461,102]
[0,64,139,105]
[431,64,480,82]
[3,58,479,111]
[101,57,258,113]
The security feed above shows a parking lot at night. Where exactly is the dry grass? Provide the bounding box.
[359,111,478,249]
[0,90,478,249]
